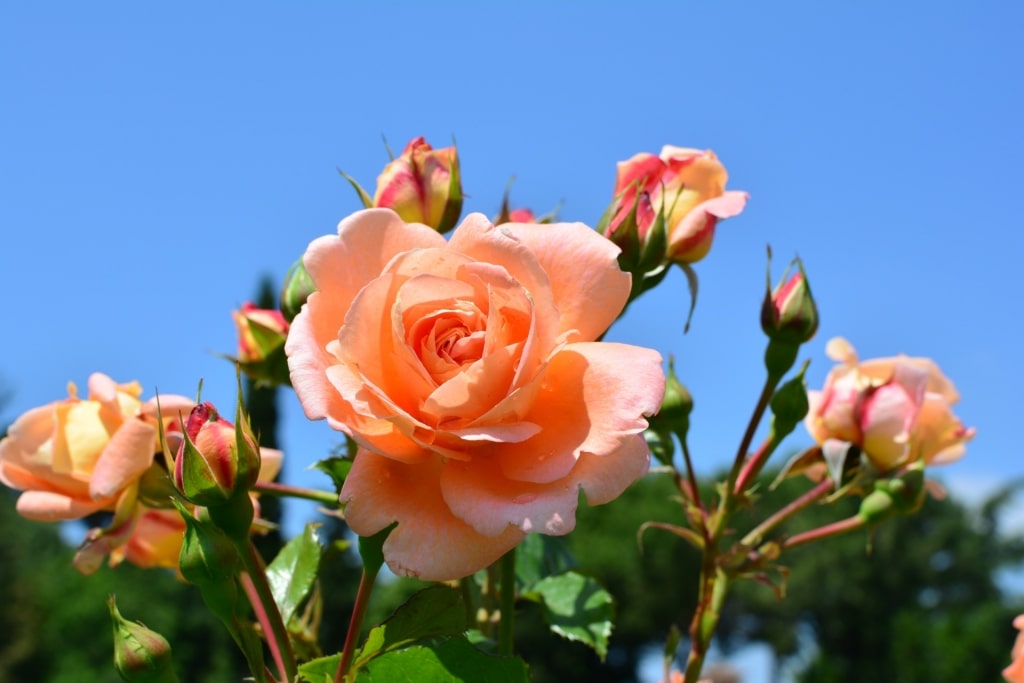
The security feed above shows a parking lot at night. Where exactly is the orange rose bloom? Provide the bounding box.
[0,373,193,521]
[286,209,665,580]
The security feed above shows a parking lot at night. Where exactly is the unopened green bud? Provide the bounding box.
[108,597,179,683]
[857,462,927,525]
[647,357,693,445]
[770,362,810,439]
[174,501,240,586]
[280,258,316,323]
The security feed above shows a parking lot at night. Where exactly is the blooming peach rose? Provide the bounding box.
[286,208,665,580]
[0,373,193,521]
[611,146,748,264]
[805,338,974,472]
[1005,615,1024,682]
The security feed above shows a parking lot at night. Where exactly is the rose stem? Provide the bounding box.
[238,540,298,683]
[498,546,517,656]
[740,477,834,549]
[335,565,380,682]
[254,480,340,506]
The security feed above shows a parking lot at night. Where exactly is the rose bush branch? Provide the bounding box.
[254,480,341,506]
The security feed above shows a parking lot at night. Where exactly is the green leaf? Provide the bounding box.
[296,654,339,683]
[514,534,577,589]
[522,571,614,660]
[677,261,699,333]
[337,168,374,208]
[265,523,322,624]
[357,637,529,683]
[314,456,353,493]
[354,585,467,668]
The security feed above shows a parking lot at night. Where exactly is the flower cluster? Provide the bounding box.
[0,372,280,574]
[0,134,983,683]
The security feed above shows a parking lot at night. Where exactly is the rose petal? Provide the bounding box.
[288,209,445,423]
[495,342,664,484]
[340,450,523,581]
[911,393,975,465]
[440,431,651,537]
[859,364,929,470]
[90,418,157,499]
[669,191,748,262]
[446,214,560,355]
[258,448,283,482]
[306,208,446,319]
[16,490,111,521]
[139,394,195,424]
[323,363,430,461]
[499,221,632,342]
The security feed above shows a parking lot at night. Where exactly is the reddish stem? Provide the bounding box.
[781,515,866,551]
[335,567,377,682]
[240,572,286,683]
[741,477,834,548]
[733,437,774,494]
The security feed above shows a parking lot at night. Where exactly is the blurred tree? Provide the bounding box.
[719,473,1024,683]
[245,275,284,563]
[0,489,238,683]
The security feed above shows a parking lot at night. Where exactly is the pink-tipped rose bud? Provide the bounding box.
[507,207,536,223]
[606,146,748,266]
[761,259,819,345]
[233,303,289,365]
[373,136,463,233]
[173,403,260,507]
[108,597,179,683]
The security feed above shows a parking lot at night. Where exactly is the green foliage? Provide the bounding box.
[315,457,354,493]
[266,523,323,625]
[514,474,702,683]
[720,473,1024,682]
[354,586,467,669]
[355,637,529,683]
[521,571,614,661]
[0,491,239,683]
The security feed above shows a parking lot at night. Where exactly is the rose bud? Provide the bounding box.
[761,257,819,345]
[233,303,289,365]
[373,136,463,233]
[280,258,316,323]
[173,402,260,507]
[108,597,179,683]
[607,146,747,267]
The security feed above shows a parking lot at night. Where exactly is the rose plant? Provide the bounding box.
[0,135,993,683]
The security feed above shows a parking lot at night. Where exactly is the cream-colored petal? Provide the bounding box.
[16,490,111,521]
[90,418,157,499]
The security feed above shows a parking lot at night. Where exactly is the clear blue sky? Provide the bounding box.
[2,2,1021,679]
